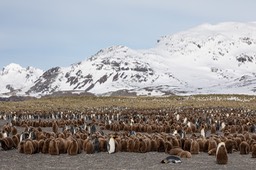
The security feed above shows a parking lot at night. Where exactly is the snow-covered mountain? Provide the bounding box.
[1,22,256,97]
[0,63,43,97]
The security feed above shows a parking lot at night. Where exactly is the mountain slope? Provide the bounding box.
[1,22,256,97]
[27,46,187,96]
[0,63,43,97]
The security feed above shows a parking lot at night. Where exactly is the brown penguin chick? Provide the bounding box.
[114,137,122,152]
[243,132,250,141]
[225,139,234,154]
[252,134,256,141]
[164,141,173,153]
[52,121,59,134]
[157,137,165,152]
[121,138,128,152]
[145,138,152,152]
[37,132,47,141]
[139,138,147,153]
[0,137,15,150]
[83,138,89,152]
[216,142,228,164]
[168,147,184,155]
[208,138,217,152]
[230,125,236,134]
[42,138,51,154]
[243,125,249,132]
[132,137,139,153]
[49,139,60,155]
[150,138,158,152]
[57,133,65,139]
[98,137,107,152]
[178,150,192,158]
[208,148,217,155]
[210,124,217,134]
[146,125,153,133]
[239,141,250,154]
[234,137,242,151]
[77,138,83,154]
[67,139,79,155]
[251,143,256,158]
[127,137,135,152]
[11,126,18,136]
[56,137,67,154]
[18,140,25,153]
[183,138,191,152]
[32,140,39,154]
[38,139,45,153]
[24,140,35,154]
[203,139,209,153]
[190,139,199,154]
[12,134,20,148]
[85,139,94,154]
[197,138,205,152]
[190,122,196,133]
[171,137,180,148]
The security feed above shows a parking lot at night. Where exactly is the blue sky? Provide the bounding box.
[1,0,256,71]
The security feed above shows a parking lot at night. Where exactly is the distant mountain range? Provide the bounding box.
[1,22,256,97]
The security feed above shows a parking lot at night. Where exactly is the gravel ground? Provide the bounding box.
[0,149,256,170]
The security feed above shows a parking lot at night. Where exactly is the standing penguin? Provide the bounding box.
[52,121,59,134]
[216,142,228,164]
[240,141,250,155]
[49,139,60,155]
[107,136,115,154]
[93,136,100,153]
[190,139,199,154]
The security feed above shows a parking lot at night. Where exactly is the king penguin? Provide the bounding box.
[107,136,115,154]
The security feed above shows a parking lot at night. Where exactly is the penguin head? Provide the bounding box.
[161,159,170,164]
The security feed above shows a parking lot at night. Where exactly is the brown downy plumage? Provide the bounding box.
[240,141,250,154]
[127,138,135,152]
[208,138,217,152]
[24,140,35,154]
[251,143,256,158]
[18,140,25,153]
[168,147,184,155]
[52,121,59,134]
[190,139,199,154]
[56,137,68,154]
[178,150,192,158]
[216,142,228,164]
[67,139,79,155]
[85,139,94,154]
[208,148,217,155]
[0,137,15,150]
[42,138,51,154]
[12,134,20,148]
[225,139,234,154]
[139,138,147,153]
[183,138,191,152]
[11,126,18,136]
[49,139,60,155]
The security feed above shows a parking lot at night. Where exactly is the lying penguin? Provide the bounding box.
[161,155,182,164]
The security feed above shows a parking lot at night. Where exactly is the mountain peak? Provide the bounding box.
[1,22,256,97]
[2,63,23,72]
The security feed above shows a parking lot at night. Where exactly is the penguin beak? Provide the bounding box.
[161,159,169,164]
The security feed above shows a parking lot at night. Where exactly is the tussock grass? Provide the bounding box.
[0,94,255,113]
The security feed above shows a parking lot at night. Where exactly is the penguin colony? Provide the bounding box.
[0,106,256,165]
